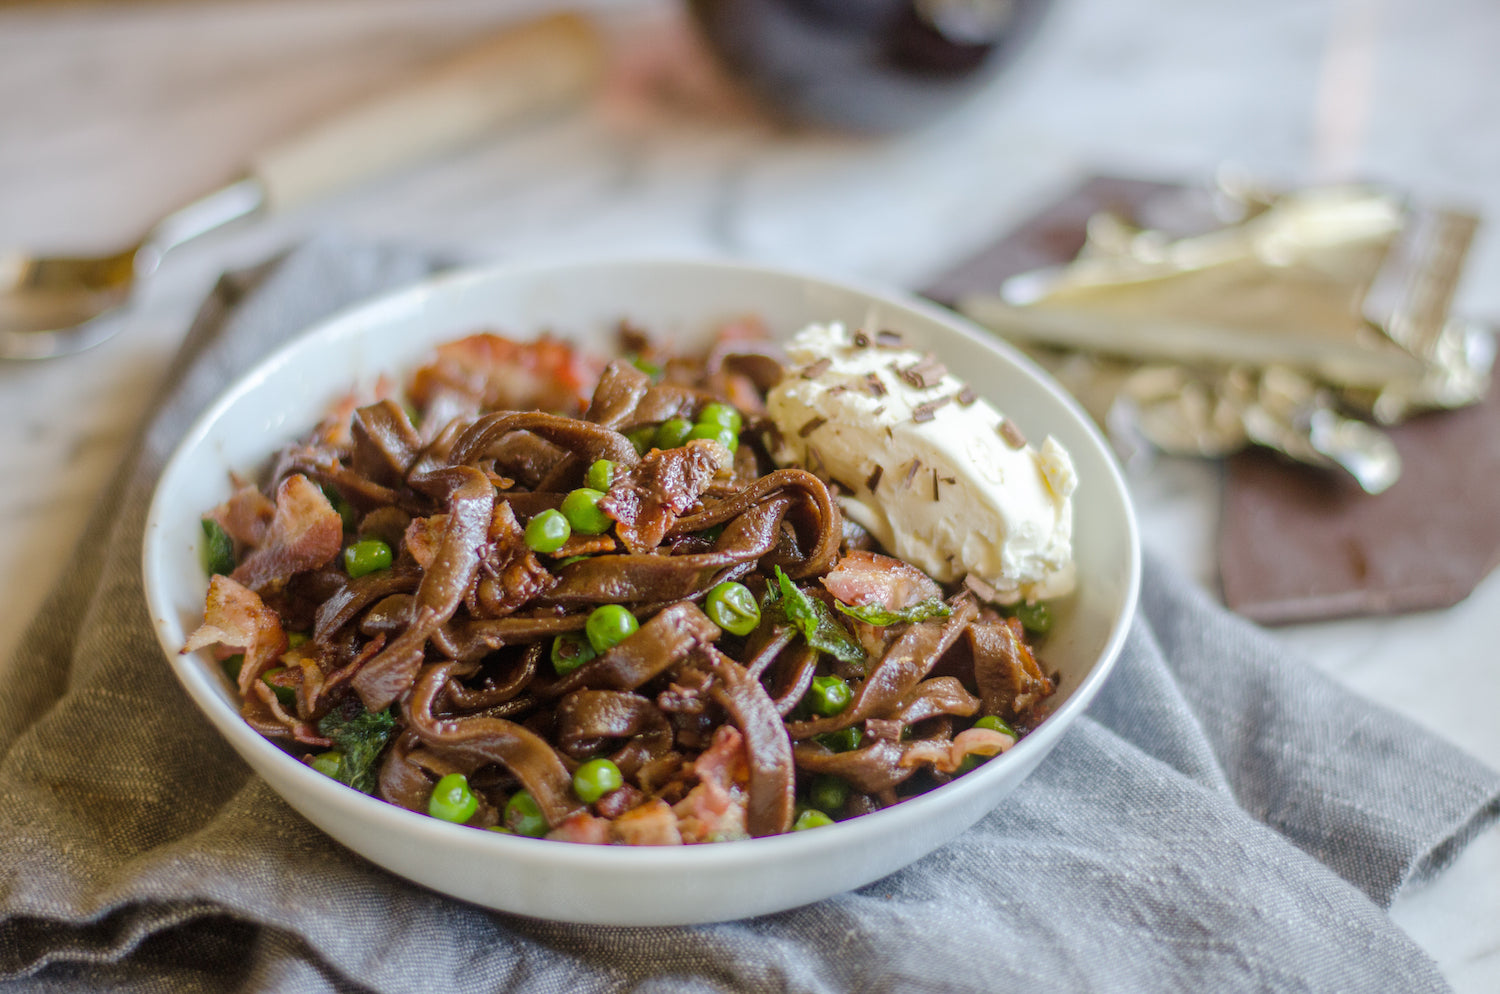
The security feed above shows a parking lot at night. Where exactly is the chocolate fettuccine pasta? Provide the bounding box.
[183,326,1056,844]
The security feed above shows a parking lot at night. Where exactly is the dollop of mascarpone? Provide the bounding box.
[765,322,1076,603]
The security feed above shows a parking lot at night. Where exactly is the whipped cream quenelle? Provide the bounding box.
[765,322,1077,604]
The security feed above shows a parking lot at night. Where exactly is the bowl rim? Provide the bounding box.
[141,253,1140,871]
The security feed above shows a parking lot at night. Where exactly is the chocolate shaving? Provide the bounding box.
[872,406,886,419]
[866,465,883,492]
[853,330,873,348]
[899,355,947,389]
[802,357,833,379]
[827,384,849,396]
[911,397,951,424]
[998,420,1027,449]
[799,416,828,439]
[957,386,977,407]
[876,330,903,348]
[901,458,923,489]
[806,445,827,479]
[864,372,887,398]
[931,469,940,501]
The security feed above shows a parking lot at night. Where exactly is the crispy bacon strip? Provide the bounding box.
[231,474,343,593]
[611,798,683,846]
[821,550,943,612]
[900,727,1016,773]
[207,482,275,548]
[409,332,602,416]
[674,725,751,843]
[183,574,288,700]
[602,439,731,553]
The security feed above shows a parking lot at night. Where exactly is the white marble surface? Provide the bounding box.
[1,0,1496,988]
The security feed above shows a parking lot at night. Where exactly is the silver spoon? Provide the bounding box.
[0,13,601,360]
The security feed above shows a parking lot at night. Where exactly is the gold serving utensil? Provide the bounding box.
[0,12,603,360]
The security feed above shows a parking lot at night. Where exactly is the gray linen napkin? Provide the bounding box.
[2,238,1497,994]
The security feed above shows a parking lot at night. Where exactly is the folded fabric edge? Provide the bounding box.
[1404,794,1500,891]
[0,900,222,980]
[0,900,365,994]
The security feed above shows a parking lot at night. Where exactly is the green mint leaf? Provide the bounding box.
[200,518,235,577]
[833,596,952,628]
[774,566,815,631]
[771,566,866,668]
[317,701,398,795]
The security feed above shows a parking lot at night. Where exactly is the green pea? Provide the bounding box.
[705,581,760,636]
[585,459,615,492]
[585,604,639,654]
[428,772,479,823]
[260,667,297,709]
[1016,601,1053,635]
[697,402,743,435]
[974,715,1017,737]
[805,675,853,717]
[626,426,656,455]
[685,422,739,453]
[221,654,244,681]
[793,808,835,831]
[309,751,343,778]
[200,519,235,577]
[287,632,310,648]
[698,523,726,544]
[504,790,549,837]
[321,483,357,531]
[573,758,624,803]
[550,632,597,676]
[654,418,694,450]
[808,775,849,818]
[814,726,862,753]
[343,538,393,578]
[555,554,590,567]
[524,508,572,554]
[957,753,988,774]
[487,825,515,834]
[561,488,612,536]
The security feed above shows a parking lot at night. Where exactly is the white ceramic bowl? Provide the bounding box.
[143,258,1139,925]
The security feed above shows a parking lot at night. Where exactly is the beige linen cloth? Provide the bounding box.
[2,238,1497,993]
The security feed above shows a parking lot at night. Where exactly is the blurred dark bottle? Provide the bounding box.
[688,0,1052,132]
